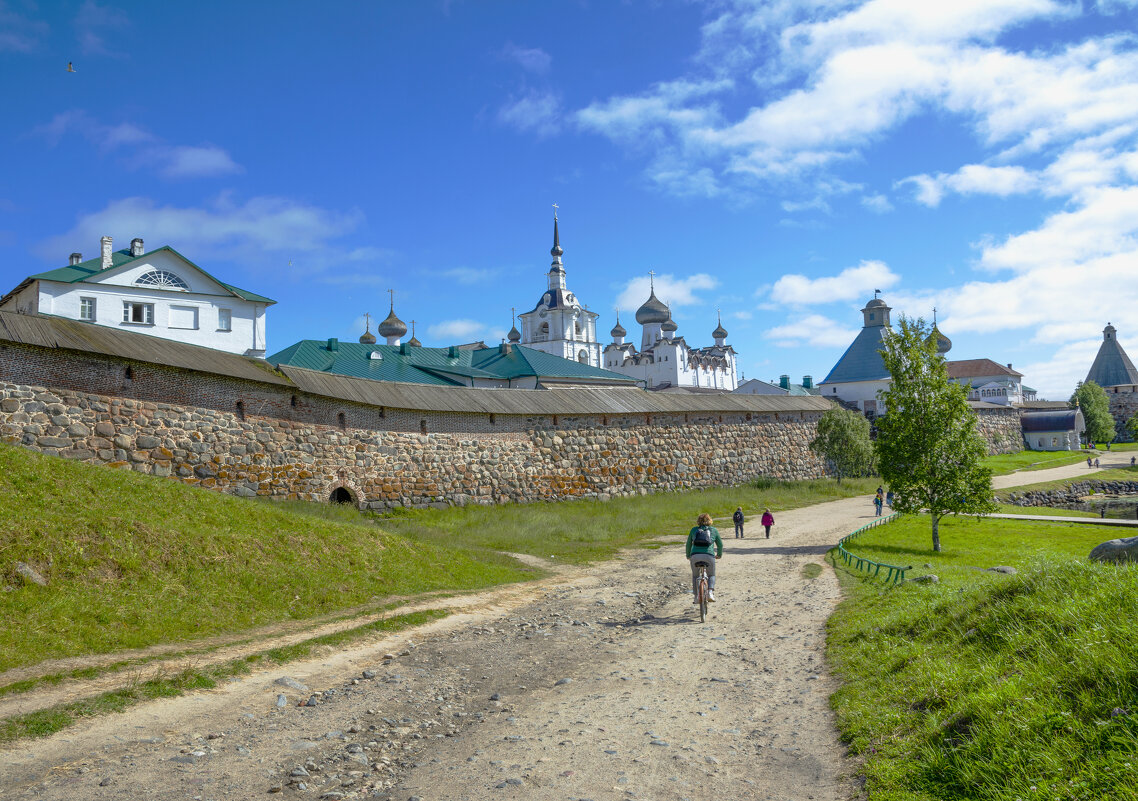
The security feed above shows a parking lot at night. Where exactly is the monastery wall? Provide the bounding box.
[973,406,1024,454]
[0,341,826,508]
[1107,391,1138,442]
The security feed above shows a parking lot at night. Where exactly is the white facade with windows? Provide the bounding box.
[516,217,603,368]
[0,237,274,356]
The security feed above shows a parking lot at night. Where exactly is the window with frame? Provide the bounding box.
[122,301,154,325]
[79,297,96,321]
[218,308,232,331]
[135,270,189,290]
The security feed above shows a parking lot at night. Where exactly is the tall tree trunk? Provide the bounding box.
[931,514,942,552]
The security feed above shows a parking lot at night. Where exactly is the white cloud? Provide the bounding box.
[500,43,551,74]
[39,194,365,266]
[770,260,899,305]
[861,193,893,213]
[32,111,241,178]
[75,1,129,57]
[498,91,561,137]
[763,314,861,348]
[428,319,488,341]
[615,273,719,311]
[733,310,753,320]
[0,1,47,52]
[445,267,499,285]
[899,164,1040,206]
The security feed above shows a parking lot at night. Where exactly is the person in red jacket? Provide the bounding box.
[761,508,774,539]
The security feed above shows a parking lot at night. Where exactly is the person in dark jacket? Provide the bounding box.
[732,507,745,538]
[761,508,774,538]
[686,512,723,602]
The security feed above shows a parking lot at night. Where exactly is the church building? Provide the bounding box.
[515,215,602,368]
[602,276,737,391]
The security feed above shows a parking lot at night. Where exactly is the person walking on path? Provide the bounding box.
[873,491,884,517]
[761,508,775,539]
[885,490,894,509]
[733,507,745,538]
[1095,458,1100,468]
[686,513,723,603]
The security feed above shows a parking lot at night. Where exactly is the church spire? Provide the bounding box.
[547,204,566,290]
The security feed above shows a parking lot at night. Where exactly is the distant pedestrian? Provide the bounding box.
[761,508,774,538]
[1095,458,1100,468]
[886,490,894,509]
[733,507,745,538]
[1088,456,1094,468]
[1107,443,1112,451]
[1131,456,1135,467]
[873,492,884,517]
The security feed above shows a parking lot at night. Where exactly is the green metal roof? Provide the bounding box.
[267,340,639,388]
[23,246,275,305]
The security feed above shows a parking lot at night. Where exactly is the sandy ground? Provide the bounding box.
[0,452,1129,801]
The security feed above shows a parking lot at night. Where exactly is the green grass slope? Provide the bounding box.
[0,443,527,673]
[829,516,1138,801]
[981,450,1089,476]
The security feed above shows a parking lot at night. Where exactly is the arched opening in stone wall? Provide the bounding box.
[236,400,245,421]
[290,395,298,408]
[124,365,133,381]
[337,412,347,430]
[330,487,354,505]
[420,419,428,434]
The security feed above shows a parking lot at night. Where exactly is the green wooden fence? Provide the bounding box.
[834,512,910,584]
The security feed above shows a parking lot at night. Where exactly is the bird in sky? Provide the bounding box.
[67,62,76,73]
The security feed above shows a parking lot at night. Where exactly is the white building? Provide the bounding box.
[0,236,274,356]
[516,216,603,367]
[602,278,738,391]
[947,359,1030,405]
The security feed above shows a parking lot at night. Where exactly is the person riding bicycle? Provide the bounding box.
[686,512,723,603]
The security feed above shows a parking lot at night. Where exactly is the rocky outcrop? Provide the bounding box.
[1003,480,1138,507]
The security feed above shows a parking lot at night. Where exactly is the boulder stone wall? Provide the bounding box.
[974,406,1023,455]
[0,345,827,508]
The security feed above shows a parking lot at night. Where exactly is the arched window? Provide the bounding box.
[539,322,549,338]
[578,349,588,364]
[330,487,354,505]
[135,270,189,290]
[236,400,245,421]
[337,412,347,430]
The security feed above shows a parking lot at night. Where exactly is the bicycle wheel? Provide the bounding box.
[698,576,708,623]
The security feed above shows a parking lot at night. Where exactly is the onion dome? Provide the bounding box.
[378,303,407,340]
[712,310,728,340]
[929,325,951,355]
[407,320,422,347]
[358,315,376,344]
[508,324,521,343]
[661,309,678,335]
[636,289,671,325]
[610,314,627,339]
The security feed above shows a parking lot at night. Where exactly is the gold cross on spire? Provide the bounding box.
[511,306,516,324]
[552,202,559,219]
[364,312,371,331]
[387,288,395,310]
[648,269,656,291]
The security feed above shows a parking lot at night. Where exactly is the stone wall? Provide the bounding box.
[1108,391,1138,442]
[1003,479,1138,507]
[0,342,827,508]
[973,406,1023,455]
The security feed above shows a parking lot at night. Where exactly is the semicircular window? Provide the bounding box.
[135,270,189,290]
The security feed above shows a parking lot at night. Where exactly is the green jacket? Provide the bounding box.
[686,526,723,558]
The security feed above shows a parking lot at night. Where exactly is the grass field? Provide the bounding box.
[999,464,1138,498]
[981,450,1090,476]
[992,503,1100,518]
[829,515,1138,801]
[0,442,877,674]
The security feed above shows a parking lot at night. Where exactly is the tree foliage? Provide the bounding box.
[874,316,995,552]
[1126,412,1138,442]
[810,407,875,484]
[1070,381,1115,445]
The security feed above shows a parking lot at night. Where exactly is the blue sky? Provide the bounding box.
[2,0,1138,398]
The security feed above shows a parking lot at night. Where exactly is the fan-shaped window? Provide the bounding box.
[136,270,189,290]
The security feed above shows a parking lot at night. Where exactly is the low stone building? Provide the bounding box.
[1021,409,1085,451]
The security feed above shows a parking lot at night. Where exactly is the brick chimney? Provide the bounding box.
[69,252,82,266]
[130,237,144,257]
[100,236,113,271]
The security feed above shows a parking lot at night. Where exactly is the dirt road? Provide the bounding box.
[0,454,1125,801]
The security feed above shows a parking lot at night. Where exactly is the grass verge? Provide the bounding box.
[828,515,1138,801]
[999,464,1138,498]
[0,609,447,745]
[992,503,1100,518]
[981,450,1090,476]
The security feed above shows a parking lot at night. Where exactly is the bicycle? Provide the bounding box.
[695,564,710,623]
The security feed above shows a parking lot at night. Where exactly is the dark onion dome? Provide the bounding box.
[929,324,951,354]
[359,327,376,345]
[377,306,407,339]
[407,321,422,347]
[661,314,678,334]
[635,290,671,325]
[610,318,627,338]
[712,319,728,340]
[508,324,521,342]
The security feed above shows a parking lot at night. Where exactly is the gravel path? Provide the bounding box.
[1,455,1126,801]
